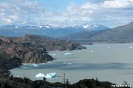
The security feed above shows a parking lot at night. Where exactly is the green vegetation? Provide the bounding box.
[1,76,124,88]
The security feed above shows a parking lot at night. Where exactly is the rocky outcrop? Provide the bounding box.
[0,37,53,63]
[11,34,86,51]
[0,36,13,43]
[0,53,22,77]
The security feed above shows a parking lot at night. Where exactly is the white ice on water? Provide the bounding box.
[53,54,56,55]
[108,47,110,48]
[63,62,72,65]
[32,64,40,67]
[64,53,74,55]
[22,67,27,68]
[35,72,56,78]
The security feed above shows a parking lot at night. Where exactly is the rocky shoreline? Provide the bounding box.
[0,35,131,88]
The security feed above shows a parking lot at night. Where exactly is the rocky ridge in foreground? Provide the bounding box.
[0,75,129,88]
[0,36,53,63]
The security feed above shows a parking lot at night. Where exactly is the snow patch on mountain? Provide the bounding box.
[83,25,89,29]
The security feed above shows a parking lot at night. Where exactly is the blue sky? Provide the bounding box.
[0,0,133,28]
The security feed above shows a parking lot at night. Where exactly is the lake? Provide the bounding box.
[10,43,133,85]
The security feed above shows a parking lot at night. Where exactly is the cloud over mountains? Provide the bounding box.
[0,0,133,27]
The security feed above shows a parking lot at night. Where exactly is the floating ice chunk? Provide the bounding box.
[91,51,93,52]
[32,64,40,67]
[108,47,110,48]
[23,63,27,65]
[35,72,56,78]
[63,62,72,65]
[64,53,74,55]
[16,76,20,77]
[35,73,45,78]
[53,54,56,55]
[45,72,56,78]
[130,47,132,48]
[47,61,52,63]
[67,63,72,65]
[22,67,27,68]
[63,62,67,65]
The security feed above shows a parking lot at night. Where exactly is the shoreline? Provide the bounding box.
[10,43,133,85]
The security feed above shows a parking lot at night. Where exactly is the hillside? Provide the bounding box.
[0,36,53,63]
[63,22,133,43]
[10,34,86,51]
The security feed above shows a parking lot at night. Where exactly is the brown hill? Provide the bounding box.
[0,36,53,63]
[63,22,133,43]
[10,34,86,51]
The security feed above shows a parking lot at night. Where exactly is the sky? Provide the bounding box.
[0,0,133,28]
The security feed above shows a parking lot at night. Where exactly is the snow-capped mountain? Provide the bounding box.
[0,24,55,29]
[77,24,109,30]
[0,24,109,37]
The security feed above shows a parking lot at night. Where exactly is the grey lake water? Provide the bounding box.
[10,43,133,85]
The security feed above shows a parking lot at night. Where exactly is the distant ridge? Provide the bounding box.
[0,24,108,37]
[63,22,133,43]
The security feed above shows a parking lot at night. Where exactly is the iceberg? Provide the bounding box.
[32,64,40,67]
[45,72,56,78]
[53,54,56,55]
[63,62,72,65]
[35,72,56,78]
[91,51,93,52]
[22,67,27,68]
[35,73,45,78]
[64,53,74,55]
[67,63,72,65]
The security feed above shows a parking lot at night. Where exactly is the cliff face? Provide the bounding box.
[0,36,53,63]
[0,53,22,77]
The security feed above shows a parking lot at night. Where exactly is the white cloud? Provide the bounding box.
[102,0,133,8]
[0,0,133,27]
[59,0,133,27]
[2,18,12,23]
[0,0,44,25]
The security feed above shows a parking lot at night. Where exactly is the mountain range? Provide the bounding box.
[0,24,108,37]
[1,21,133,43]
[63,22,133,43]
